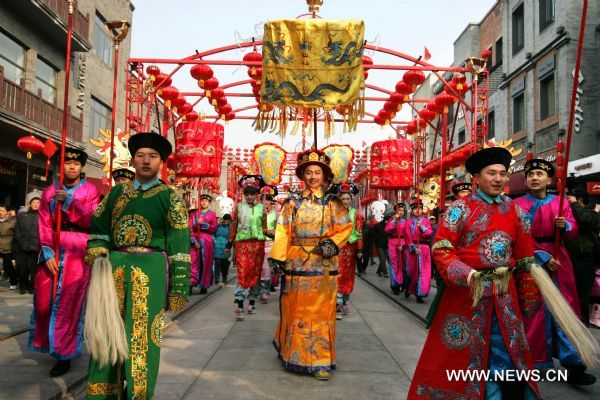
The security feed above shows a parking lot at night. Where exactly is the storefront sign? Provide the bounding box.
[587,181,600,195]
[568,154,600,177]
[572,69,584,134]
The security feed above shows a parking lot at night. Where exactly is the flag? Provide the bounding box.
[423,46,431,61]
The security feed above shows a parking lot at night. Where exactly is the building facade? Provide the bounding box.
[0,0,134,208]
[420,0,599,196]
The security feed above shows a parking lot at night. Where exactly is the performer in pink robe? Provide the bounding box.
[30,148,99,377]
[403,201,433,302]
[385,203,407,294]
[514,158,595,385]
[189,193,217,293]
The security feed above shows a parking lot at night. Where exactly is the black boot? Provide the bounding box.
[199,287,207,294]
[567,366,597,386]
[392,287,400,295]
[49,360,71,377]
[416,296,424,303]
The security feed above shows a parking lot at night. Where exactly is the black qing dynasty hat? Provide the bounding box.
[64,147,88,165]
[465,147,512,175]
[524,158,555,178]
[128,132,173,162]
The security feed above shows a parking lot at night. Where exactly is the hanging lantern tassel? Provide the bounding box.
[45,158,51,178]
[291,108,301,135]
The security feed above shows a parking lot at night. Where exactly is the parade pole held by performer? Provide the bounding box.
[85,132,191,399]
[30,148,99,377]
[331,182,362,319]
[227,175,268,320]
[408,147,542,399]
[269,149,352,381]
[403,201,433,303]
[189,193,217,294]
[385,203,406,294]
[515,159,596,385]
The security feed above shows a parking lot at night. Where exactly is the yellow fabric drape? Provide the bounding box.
[257,19,365,136]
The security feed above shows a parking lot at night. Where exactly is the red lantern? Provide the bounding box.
[363,70,369,80]
[247,66,262,79]
[175,121,224,177]
[426,99,443,114]
[17,135,44,159]
[171,95,186,113]
[383,101,400,113]
[250,79,261,88]
[419,108,436,122]
[190,64,213,88]
[159,86,179,107]
[395,81,414,102]
[435,92,455,112]
[405,121,418,135]
[556,139,564,153]
[203,77,219,97]
[224,112,235,121]
[378,109,393,125]
[152,73,172,90]
[388,92,403,105]
[373,116,385,126]
[185,111,199,121]
[252,85,261,97]
[363,55,373,71]
[207,88,224,105]
[213,96,228,107]
[403,70,426,89]
[218,104,233,119]
[177,102,193,116]
[146,65,160,80]
[480,49,492,59]
[243,50,262,70]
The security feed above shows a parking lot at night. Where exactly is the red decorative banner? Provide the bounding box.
[369,139,414,190]
[174,120,224,177]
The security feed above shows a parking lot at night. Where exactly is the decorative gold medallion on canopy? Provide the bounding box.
[258,19,365,136]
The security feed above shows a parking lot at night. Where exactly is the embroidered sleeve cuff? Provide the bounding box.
[38,245,55,264]
[446,260,474,287]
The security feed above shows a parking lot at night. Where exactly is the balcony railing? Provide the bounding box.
[0,67,83,142]
[37,0,90,40]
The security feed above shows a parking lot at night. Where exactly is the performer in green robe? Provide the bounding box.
[85,133,190,399]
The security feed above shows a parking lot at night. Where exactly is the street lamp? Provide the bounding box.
[105,20,130,188]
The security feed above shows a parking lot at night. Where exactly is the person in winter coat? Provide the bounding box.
[0,204,17,289]
[14,196,41,294]
[565,190,600,325]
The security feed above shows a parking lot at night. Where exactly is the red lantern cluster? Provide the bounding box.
[244,48,266,118]
[419,146,472,179]
[369,139,414,190]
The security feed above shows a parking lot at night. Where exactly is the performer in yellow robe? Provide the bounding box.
[269,149,353,380]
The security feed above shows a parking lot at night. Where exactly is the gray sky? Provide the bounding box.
[130,0,496,151]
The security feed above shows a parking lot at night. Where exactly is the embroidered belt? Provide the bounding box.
[291,237,326,247]
[286,270,338,276]
[116,246,157,254]
[61,223,87,233]
[534,236,555,243]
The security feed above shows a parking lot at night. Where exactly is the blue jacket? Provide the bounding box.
[214,223,231,259]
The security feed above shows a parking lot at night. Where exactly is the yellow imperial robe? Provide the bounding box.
[270,188,352,373]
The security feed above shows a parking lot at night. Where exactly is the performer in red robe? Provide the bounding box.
[515,158,595,385]
[408,147,541,399]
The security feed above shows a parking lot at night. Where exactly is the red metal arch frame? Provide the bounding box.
[125,40,489,208]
